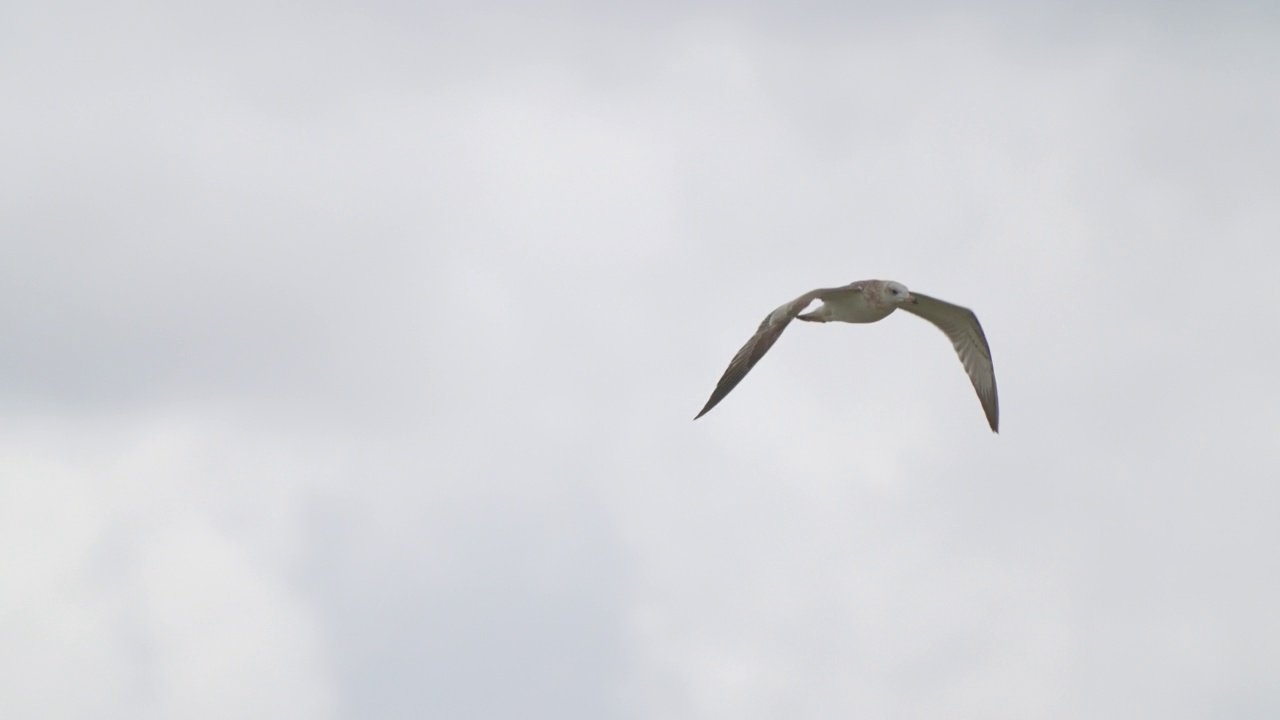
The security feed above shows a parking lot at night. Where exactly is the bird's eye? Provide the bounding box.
[890,288,899,295]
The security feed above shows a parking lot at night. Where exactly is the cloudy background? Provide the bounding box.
[3,1,1279,718]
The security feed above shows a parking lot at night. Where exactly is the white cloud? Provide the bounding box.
[0,420,335,719]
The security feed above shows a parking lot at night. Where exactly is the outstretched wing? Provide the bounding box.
[899,292,999,432]
[694,290,825,419]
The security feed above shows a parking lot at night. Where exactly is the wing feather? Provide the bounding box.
[693,290,824,419]
[899,292,1000,432]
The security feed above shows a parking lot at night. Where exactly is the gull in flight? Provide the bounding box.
[695,279,999,432]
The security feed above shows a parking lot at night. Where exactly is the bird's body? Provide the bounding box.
[695,279,1000,432]
[796,282,898,324]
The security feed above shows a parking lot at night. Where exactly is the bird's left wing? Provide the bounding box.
[899,292,1000,432]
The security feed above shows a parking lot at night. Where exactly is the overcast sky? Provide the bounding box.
[2,1,1279,718]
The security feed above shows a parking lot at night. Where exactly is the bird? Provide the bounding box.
[694,279,999,432]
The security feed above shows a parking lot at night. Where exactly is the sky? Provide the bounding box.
[2,1,1279,718]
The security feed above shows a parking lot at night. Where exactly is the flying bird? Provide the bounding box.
[695,279,999,432]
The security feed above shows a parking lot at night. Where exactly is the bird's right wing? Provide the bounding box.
[694,289,828,419]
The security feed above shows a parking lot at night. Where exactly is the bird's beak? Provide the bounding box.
[908,294,918,304]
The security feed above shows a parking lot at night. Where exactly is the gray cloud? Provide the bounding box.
[2,2,1278,718]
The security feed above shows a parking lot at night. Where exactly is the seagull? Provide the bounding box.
[694,279,999,432]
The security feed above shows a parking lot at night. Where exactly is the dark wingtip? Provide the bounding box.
[694,391,726,420]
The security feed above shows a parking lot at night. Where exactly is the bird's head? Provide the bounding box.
[883,281,914,305]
